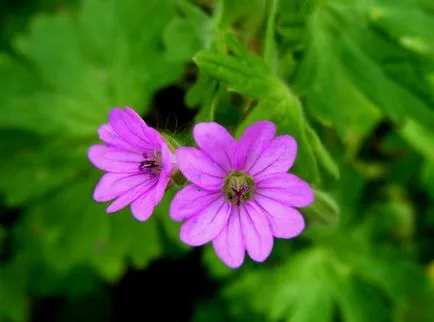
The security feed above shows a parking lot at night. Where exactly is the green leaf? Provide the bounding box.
[177,0,210,30]
[304,124,340,180]
[304,189,340,226]
[195,34,338,183]
[0,0,185,136]
[369,1,434,58]
[0,54,49,133]
[372,185,415,240]
[263,0,279,72]
[163,18,203,62]
[334,275,390,322]
[0,258,29,322]
[223,248,336,322]
[194,33,280,98]
[194,50,279,99]
[194,81,222,123]
[335,4,434,130]
[13,172,162,283]
[171,0,212,51]
[0,0,195,289]
[186,73,241,125]
[396,282,434,322]
[236,95,320,183]
[218,0,264,32]
[0,131,90,206]
[185,72,215,108]
[223,218,426,322]
[293,0,434,149]
[399,119,434,160]
[420,160,434,199]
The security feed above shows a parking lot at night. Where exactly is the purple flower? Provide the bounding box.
[170,121,314,268]
[88,107,175,221]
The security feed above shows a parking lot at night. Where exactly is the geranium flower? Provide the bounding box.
[88,107,174,221]
[170,121,314,268]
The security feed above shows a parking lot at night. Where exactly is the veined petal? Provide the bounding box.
[153,174,171,206]
[160,141,174,176]
[268,208,305,238]
[170,185,221,222]
[249,135,297,177]
[123,106,149,131]
[93,173,151,202]
[240,202,273,263]
[193,122,235,171]
[124,107,163,148]
[131,189,156,221]
[152,143,175,205]
[236,121,276,171]
[89,145,143,162]
[98,124,141,152]
[106,178,157,213]
[88,145,141,173]
[212,207,245,268]
[254,196,305,238]
[256,173,314,208]
[180,197,231,246]
[109,108,153,150]
[176,147,226,190]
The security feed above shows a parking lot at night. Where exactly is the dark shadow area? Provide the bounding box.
[30,249,218,322]
[145,85,197,133]
[0,206,20,262]
[110,248,218,322]
[31,297,66,322]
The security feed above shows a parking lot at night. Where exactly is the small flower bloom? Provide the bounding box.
[88,107,175,221]
[170,121,314,268]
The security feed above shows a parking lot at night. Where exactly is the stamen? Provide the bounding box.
[224,172,254,205]
[138,151,161,177]
[139,160,158,169]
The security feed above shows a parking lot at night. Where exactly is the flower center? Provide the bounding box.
[224,172,255,206]
[139,151,161,177]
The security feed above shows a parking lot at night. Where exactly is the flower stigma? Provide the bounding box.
[224,171,255,206]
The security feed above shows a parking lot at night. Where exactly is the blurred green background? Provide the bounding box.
[0,0,434,321]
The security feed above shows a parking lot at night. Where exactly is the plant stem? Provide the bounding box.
[264,0,279,74]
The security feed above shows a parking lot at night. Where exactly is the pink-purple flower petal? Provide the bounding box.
[240,202,273,262]
[193,122,235,171]
[89,145,145,162]
[109,108,153,150]
[171,120,314,268]
[131,189,156,221]
[254,195,305,238]
[267,207,305,239]
[98,124,140,152]
[123,107,155,146]
[249,135,297,177]
[236,121,276,171]
[256,173,314,208]
[88,145,143,173]
[170,185,221,222]
[180,197,231,246]
[213,207,245,268]
[160,142,175,177]
[154,175,171,206]
[93,173,151,202]
[90,106,174,222]
[176,147,226,190]
[106,178,157,213]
